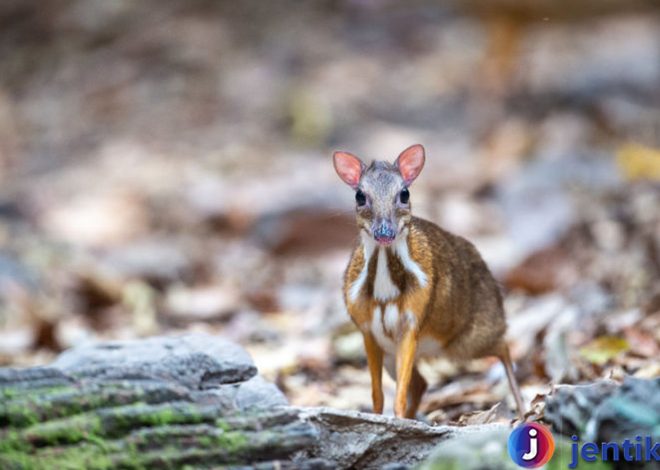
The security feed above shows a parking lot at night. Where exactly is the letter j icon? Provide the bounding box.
[522,428,538,460]
[508,423,555,468]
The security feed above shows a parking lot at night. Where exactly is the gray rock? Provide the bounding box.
[235,375,289,410]
[52,333,257,388]
[545,377,660,443]
[544,380,620,437]
[418,424,515,470]
[2,334,486,468]
[294,407,455,469]
[50,333,287,413]
[592,378,660,444]
[0,365,74,390]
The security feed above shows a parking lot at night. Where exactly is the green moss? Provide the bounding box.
[37,444,115,469]
[127,434,249,469]
[0,402,41,427]
[0,388,17,400]
[0,384,166,428]
[215,418,232,432]
[196,435,213,447]
[0,451,35,469]
[217,430,248,453]
[0,434,167,470]
[148,405,175,425]
[0,399,258,468]
[99,402,217,436]
[1,385,71,402]
[21,413,103,446]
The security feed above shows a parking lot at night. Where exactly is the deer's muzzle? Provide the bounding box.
[373,219,396,245]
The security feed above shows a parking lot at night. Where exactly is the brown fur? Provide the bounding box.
[344,216,506,355]
[343,217,525,419]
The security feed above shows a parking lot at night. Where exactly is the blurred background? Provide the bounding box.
[0,0,658,423]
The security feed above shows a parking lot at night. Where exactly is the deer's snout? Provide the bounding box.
[373,219,396,245]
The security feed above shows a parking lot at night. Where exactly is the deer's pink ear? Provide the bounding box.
[396,144,425,185]
[333,151,365,189]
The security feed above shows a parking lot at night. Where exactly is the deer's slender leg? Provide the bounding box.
[499,344,525,420]
[395,330,418,418]
[363,332,384,414]
[405,365,427,419]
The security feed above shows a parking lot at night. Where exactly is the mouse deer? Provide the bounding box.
[333,144,525,420]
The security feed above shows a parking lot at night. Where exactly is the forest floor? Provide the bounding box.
[0,1,658,426]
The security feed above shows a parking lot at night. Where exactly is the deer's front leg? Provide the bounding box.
[362,332,384,414]
[394,328,418,418]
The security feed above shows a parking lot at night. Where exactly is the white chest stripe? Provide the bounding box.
[383,304,399,334]
[349,234,376,302]
[373,247,400,302]
[371,306,397,353]
[350,231,427,303]
[395,233,428,288]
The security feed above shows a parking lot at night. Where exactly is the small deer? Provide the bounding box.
[333,144,525,420]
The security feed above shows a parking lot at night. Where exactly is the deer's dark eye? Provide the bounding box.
[355,190,366,206]
[400,188,410,204]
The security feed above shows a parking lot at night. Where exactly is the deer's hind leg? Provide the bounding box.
[405,365,427,418]
[497,342,525,420]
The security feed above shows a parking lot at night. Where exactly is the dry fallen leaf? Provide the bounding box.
[579,336,630,366]
[623,326,659,358]
[616,143,660,181]
[504,245,574,295]
[456,402,508,426]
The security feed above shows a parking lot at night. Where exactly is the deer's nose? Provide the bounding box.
[373,220,396,245]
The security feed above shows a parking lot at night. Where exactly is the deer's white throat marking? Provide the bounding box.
[394,229,428,288]
[348,233,376,302]
[373,246,400,302]
[349,230,427,303]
